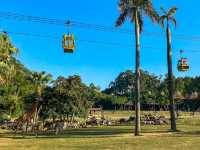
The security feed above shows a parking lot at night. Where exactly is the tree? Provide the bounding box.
[0,59,36,119]
[116,0,159,135]
[104,70,160,110]
[160,7,178,131]
[0,32,18,85]
[30,71,52,124]
[0,33,21,119]
[50,75,93,121]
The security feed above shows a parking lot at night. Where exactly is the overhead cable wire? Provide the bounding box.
[0,11,185,37]
[1,11,200,41]
[2,30,200,53]
[1,30,138,48]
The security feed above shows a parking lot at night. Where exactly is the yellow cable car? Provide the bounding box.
[177,50,189,72]
[177,58,189,71]
[62,34,75,53]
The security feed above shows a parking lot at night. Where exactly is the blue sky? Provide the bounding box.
[0,0,200,89]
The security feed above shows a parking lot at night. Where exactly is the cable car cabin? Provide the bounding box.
[177,58,189,72]
[62,34,75,53]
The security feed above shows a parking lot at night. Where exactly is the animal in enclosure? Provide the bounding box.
[14,112,34,132]
[55,120,64,135]
[86,116,98,126]
[115,116,135,125]
[0,121,18,130]
[64,120,80,128]
[86,116,112,126]
[142,114,169,125]
[13,102,41,133]
[43,121,54,131]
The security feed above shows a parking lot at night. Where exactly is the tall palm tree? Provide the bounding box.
[31,71,52,124]
[159,7,177,131]
[116,0,159,136]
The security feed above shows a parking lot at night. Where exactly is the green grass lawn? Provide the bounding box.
[0,112,200,150]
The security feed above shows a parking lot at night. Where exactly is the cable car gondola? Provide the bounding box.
[62,20,75,53]
[62,33,75,53]
[177,50,189,72]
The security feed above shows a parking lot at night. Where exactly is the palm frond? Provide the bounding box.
[142,1,160,23]
[167,7,178,16]
[118,0,129,12]
[159,7,177,28]
[116,0,159,31]
[170,17,177,28]
[159,15,167,28]
[115,10,128,27]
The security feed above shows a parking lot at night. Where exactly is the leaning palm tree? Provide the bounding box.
[159,7,177,131]
[116,0,159,136]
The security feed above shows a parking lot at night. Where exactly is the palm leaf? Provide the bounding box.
[159,15,167,28]
[142,1,159,23]
[170,17,177,28]
[116,0,159,32]
[116,10,128,27]
[167,7,178,16]
[159,7,177,28]
[118,0,128,12]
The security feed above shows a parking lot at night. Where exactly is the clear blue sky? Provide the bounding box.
[1,0,200,89]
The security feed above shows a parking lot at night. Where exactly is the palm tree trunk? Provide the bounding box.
[33,103,38,124]
[34,86,42,124]
[166,24,177,131]
[134,10,141,136]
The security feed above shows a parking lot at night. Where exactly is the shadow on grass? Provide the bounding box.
[0,126,133,139]
[1,125,199,139]
[175,130,200,137]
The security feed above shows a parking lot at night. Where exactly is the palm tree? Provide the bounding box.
[31,71,52,124]
[115,0,159,136]
[159,7,177,131]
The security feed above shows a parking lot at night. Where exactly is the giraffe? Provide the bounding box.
[14,101,41,133]
[14,111,34,133]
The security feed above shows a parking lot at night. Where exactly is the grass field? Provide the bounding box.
[0,111,200,150]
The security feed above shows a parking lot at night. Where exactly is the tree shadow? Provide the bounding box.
[175,130,200,137]
[0,127,133,139]
[2,126,199,139]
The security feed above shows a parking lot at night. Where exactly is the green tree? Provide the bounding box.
[30,71,52,123]
[104,70,160,106]
[50,75,93,121]
[115,0,159,135]
[0,32,18,86]
[160,7,178,131]
[0,33,21,119]
[0,58,35,119]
